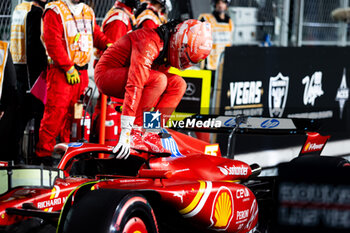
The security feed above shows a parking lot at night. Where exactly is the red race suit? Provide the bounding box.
[93,1,135,116]
[95,28,186,126]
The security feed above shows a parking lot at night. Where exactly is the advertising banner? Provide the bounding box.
[220,46,350,136]
[217,46,350,155]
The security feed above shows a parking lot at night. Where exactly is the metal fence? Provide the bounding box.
[1,0,350,46]
[229,0,288,46]
[0,0,12,41]
[292,0,347,46]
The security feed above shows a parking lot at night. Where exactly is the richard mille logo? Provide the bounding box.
[336,69,349,119]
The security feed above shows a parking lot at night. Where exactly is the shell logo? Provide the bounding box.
[210,187,234,231]
[45,185,60,212]
[50,185,60,199]
[304,142,310,152]
[214,192,232,227]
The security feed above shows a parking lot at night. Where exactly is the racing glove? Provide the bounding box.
[66,66,80,85]
[113,115,135,159]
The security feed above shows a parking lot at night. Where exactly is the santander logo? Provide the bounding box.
[218,165,248,176]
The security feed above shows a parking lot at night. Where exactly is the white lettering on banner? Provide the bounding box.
[287,111,333,119]
[302,71,324,106]
[218,165,248,176]
[336,69,349,119]
[224,108,264,116]
[229,81,262,107]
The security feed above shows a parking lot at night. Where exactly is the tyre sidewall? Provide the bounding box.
[112,193,158,233]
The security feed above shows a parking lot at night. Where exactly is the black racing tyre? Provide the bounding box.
[60,189,158,233]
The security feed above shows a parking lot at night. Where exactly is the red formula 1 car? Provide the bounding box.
[0,116,328,233]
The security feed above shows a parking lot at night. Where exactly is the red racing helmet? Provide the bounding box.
[169,19,213,70]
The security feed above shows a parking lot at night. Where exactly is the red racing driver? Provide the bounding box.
[94,19,213,159]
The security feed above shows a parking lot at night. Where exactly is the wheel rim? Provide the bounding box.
[123,217,148,233]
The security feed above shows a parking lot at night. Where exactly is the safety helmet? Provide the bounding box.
[169,19,213,70]
[211,0,231,6]
[119,0,140,9]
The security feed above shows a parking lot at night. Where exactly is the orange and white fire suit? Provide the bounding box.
[95,1,135,62]
[136,7,163,29]
[36,0,110,157]
[0,41,9,104]
[198,13,233,70]
[10,1,34,65]
[94,28,186,126]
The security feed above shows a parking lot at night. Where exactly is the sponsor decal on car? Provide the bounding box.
[246,199,258,230]
[236,188,250,200]
[37,185,66,211]
[160,129,183,157]
[218,165,248,176]
[204,144,220,156]
[223,118,236,127]
[170,190,186,203]
[236,209,249,222]
[303,142,324,152]
[68,142,83,147]
[268,73,289,117]
[210,187,234,231]
[260,119,280,129]
[300,132,330,155]
[180,181,212,218]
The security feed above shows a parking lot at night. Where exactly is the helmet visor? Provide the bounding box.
[179,46,200,70]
